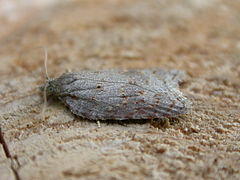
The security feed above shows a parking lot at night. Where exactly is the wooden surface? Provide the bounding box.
[0,0,240,179]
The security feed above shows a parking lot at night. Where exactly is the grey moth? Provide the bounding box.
[44,69,191,120]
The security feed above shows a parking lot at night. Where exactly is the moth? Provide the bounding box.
[44,69,191,121]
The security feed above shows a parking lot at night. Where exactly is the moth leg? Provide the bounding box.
[117,120,128,127]
[66,68,72,73]
[97,121,101,128]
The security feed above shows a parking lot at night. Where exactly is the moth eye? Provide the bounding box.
[48,86,54,92]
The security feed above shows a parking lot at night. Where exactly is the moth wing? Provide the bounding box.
[55,69,189,120]
[58,81,159,120]
[139,69,186,88]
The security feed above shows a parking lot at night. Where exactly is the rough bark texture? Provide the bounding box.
[0,0,240,180]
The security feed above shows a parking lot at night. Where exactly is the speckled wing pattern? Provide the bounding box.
[49,69,191,120]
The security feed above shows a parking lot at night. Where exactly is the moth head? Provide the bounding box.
[42,79,61,96]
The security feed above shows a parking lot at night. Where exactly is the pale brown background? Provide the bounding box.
[0,0,240,179]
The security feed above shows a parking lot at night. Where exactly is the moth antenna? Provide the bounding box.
[41,47,49,121]
[41,83,48,121]
[17,46,50,121]
[43,47,50,80]
[18,46,50,80]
